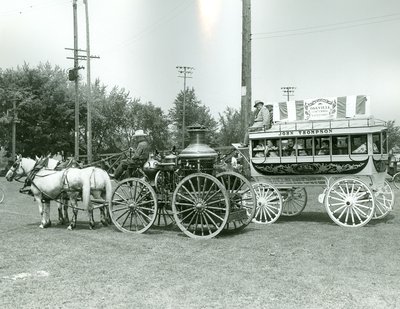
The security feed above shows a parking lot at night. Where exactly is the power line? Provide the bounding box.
[253,13,400,40]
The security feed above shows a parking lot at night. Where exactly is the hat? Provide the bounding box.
[133,129,148,137]
[253,100,264,108]
[265,103,274,109]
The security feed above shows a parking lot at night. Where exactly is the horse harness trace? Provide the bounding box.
[18,159,81,203]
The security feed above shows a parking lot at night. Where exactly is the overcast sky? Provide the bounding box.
[1,0,399,122]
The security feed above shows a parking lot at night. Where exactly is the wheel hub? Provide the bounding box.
[257,197,268,207]
[344,197,356,207]
[128,202,138,211]
[195,199,206,212]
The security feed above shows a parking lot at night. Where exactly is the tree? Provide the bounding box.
[387,120,400,150]
[168,87,218,148]
[87,83,171,154]
[217,106,242,146]
[0,63,76,157]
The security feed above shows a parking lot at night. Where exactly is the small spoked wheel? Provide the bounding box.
[280,187,307,216]
[172,173,230,239]
[252,182,282,224]
[392,172,400,189]
[110,178,158,233]
[216,172,256,233]
[325,177,375,227]
[373,180,394,219]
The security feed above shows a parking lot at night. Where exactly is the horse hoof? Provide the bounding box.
[67,225,74,230]
[43,221,51,228]
[39,224,44,229]
[100,219,108,227]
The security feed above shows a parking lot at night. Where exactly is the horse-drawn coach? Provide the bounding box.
[235,95,394,227]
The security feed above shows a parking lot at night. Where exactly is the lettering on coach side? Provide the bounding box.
[298,129,333,135]
[279,129,333,136]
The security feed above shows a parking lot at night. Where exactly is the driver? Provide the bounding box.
[114,130,150,180]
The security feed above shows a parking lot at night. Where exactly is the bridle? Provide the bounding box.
[7,157,26,181]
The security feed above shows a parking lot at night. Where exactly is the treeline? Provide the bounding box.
[0,62,243,158]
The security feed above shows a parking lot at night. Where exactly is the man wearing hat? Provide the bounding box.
[114,129,151,180]
[242,100,272,146]
[252,100,271,129]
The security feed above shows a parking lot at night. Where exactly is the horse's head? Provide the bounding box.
[5,155,24,181]
[5,155,36,182]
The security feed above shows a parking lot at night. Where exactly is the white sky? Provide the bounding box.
[1,0,400,122]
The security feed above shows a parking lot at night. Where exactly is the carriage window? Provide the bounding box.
[372,133,381,154]
[382,131,388,154]
[296,138,311,156]
[252,139,265,157]
[265,139,279,157]
[351,135,367,154]
[315,137,330,155]
[282,138,295,156]
[332,136,348,155]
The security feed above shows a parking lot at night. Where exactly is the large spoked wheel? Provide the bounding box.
[325,177,375,227]
[392,172,400,189]
[252,182,283,224]
[153,170,176,227]
[0,186,4,204]
[280,187,307,216]
[172,173,230,239]
[110,178,158,233]
[373,180,394,219]
[216,172,256,233]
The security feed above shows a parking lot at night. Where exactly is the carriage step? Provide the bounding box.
[227,209,248,222]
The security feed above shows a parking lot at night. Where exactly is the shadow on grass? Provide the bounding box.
[276,211,332,225]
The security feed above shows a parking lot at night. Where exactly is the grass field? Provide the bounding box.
[0,177,399,309]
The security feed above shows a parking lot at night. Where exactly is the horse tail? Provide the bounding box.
[105,170,112,205]
[81,174,92,212]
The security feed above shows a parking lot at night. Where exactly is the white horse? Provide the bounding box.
[6,155,112,230]
[34,155,70,224]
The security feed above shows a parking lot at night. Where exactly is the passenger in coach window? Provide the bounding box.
[318,140,330,155]
[266,140,278,157]
[352,137,367,154]
[283,139,296,156]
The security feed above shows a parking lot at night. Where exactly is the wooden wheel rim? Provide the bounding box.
[172,173,230,239]
[325,177,375,227]
[281,187,307,217]
[110,178,158,233]
[216,171,256,232]
[252,182,283,224]
[373,180,394,219]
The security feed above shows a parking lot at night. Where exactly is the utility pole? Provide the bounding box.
[176,66,194,149]
[241,0,252,133]
[66,0,99,162]
[281,86,296,101]
[84,0,92,163]
[73,0,79,161]
[11,100,20,160]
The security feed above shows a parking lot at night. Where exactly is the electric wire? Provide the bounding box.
[252,13,400,40]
